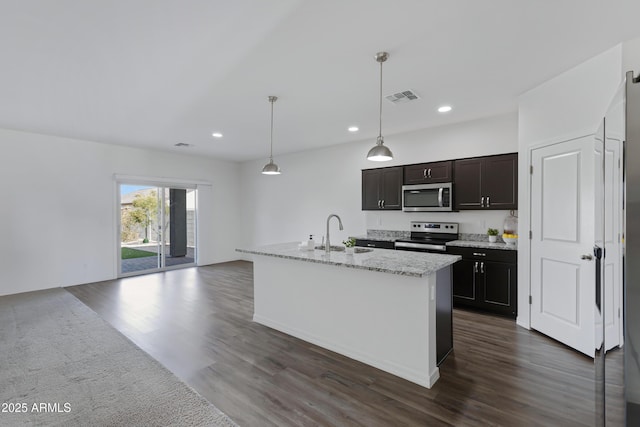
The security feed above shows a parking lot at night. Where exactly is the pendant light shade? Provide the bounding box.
[367,51,393,162]
[262,95,281,175]
[261,159,280,174]
[367,136,393,161]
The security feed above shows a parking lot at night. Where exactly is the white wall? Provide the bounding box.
[0,128,240,296]
[517,45,624,329]
[239,112,518,252]
[623,37,640,78]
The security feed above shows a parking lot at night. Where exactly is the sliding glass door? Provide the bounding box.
[119,183,196,276]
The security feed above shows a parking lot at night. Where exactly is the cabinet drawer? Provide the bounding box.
[355,239,395,249]
[447,246,516,263]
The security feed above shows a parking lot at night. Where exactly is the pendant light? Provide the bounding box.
[262,95,281,175]
[367,51,393,162]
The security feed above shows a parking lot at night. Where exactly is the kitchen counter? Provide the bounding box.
[237,242,460,277]
[237,242,460,389]
[446,240,518,251]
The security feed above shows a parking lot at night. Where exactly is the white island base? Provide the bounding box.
[252,254,451,388]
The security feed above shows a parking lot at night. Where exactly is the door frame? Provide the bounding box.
[114,174,202,278]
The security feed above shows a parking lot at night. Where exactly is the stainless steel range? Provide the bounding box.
[395,221,459,253]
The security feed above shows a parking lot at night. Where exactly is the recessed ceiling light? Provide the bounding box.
[438,105,452,113]
[348,126,359,132]
[211,132,223,138]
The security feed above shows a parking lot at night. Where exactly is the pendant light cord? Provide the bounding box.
[378,59,383,139]
[269,98,274,160]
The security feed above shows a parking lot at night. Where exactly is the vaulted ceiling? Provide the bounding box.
[1,0,639,161]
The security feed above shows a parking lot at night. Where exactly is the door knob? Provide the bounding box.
[581,254,593,260]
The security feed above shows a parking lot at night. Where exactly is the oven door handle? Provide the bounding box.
[438,187,444,207]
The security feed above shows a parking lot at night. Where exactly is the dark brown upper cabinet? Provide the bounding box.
[361,167,403,210]
[404,161,453,185]
[454,153,518,210]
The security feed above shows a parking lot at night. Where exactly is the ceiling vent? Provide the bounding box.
[174,142,192,147]
[386,90,420,104]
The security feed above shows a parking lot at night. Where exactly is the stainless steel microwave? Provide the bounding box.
[402,183,453,212]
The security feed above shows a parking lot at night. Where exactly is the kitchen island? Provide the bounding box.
[236,242,460,388]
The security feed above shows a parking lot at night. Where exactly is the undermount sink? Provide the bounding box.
[315,246,373,254]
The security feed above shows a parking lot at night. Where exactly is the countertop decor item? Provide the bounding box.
[503,210,518,235]
[502,211,518,244]
[343,237,356,247]
[343,237,356,254]
[261,96,282,175]
[487,228,499,243]
[503,235,518,245]
[367,52,393,162]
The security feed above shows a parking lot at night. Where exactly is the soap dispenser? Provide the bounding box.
[307,235,316,251]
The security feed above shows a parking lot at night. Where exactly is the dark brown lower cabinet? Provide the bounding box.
[448,246,517,317]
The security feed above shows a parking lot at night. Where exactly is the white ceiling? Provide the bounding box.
[1,0,640,162]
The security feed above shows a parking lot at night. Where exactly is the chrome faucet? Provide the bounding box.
[325,214,344,253]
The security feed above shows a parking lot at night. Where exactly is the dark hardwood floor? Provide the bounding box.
[66,261,621,426]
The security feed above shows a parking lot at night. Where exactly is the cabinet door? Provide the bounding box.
[427,161,453,183]
[404,161,452,184]
[362,169,381,210]
[452,259,478,303]
[483,153,518,209]
[482,261,517,316]
[380,167,403,210]
[454,158,483,209]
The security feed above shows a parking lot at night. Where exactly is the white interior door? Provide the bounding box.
[530,136,596,357]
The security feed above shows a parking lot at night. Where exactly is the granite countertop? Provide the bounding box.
[236,242,461,278]
[446,240,518,251]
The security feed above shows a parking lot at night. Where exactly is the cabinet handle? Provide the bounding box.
[481,196,485,207]
[427,168,432,178]
[381,199,385,208]
[377,200,381,208]
[480,262,484,274]
[472,252,486,257]
[474,261,479,273]
[367,244,375,247]
[487,196,490,207]
[423,168,427,178]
